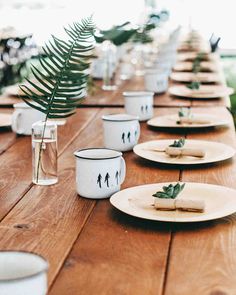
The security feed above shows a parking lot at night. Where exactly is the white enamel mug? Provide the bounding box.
[12,102,45,135]
[123,91,154,121]
[74,148,126,199]
[102,114,140,151]
[144,69,169,94]
[0,251,48,295]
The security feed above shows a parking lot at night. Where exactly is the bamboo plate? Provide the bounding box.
[170,72,221,83]
[147,114,230,129]
[110,182,236,222]
[168,85,234,99]
[177,52,217,62]
[173,61,218,72]
[0,113,12,127]
[133,139,235,165]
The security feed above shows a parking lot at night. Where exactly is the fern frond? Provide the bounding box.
[21,16,95,119]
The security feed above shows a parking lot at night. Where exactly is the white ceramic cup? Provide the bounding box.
[0,251,48,295]
[74,148,126,199]
[144,69,169,94]
[123,91,154,121]
[12,102,45,135]
[102,114,140,151]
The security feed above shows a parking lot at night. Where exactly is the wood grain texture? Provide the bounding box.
[49,107,182,295]
[0,109,16,155]
[0,108,98,220]
[164,107,236,295]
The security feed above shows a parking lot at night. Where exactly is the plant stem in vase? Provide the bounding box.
[32,120,57,185]
[19,17,95,185]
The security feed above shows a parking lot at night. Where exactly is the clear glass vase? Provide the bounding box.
[32,120,58,185]
[102,40,117,91]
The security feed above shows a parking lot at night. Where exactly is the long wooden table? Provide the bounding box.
[0,70,231,108]
[0,104,236,294]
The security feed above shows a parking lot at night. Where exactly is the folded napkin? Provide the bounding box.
[154,198,205,212]
[177,117,211,125]
[165,147,205,158]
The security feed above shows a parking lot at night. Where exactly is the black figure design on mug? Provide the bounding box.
[104,173,110,187]
[127,132,131,143]
[97,174,102,188]
[140,105,150,114]
[122,132,125,143]
[115,171,119,185]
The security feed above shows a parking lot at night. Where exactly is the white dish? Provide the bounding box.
[169,85,234,99]
[147,114,230,129]
[133,139,235,165]
[110,182,236,222]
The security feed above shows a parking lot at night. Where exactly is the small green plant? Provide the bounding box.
[153,183,185,199]
[187,81,201,90]
[178,107,191,118]
[169,138,185,148]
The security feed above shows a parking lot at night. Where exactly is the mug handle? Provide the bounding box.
[12,111,24,134]
[136,122,141,141]
[119,157,126,185]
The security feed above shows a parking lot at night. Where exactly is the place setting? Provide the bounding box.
[168,84,234,99]
[170,72,222,84]
[147,107,230,130]
[133,137,235,166]
[110,182,236,222]
[173,61,219,72]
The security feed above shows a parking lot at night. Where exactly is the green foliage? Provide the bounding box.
[187,81,201,90]
[131,23,155,44]
[95,23,137,46]
[169,138,185,148]
[153,183,185,199]
[178,107,191,118]
[20,17,95,119]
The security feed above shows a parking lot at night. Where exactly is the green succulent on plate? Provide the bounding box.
[187,81,201,90]
[169,138,185,148]
[178,107,191,118]
[153,183,185,199]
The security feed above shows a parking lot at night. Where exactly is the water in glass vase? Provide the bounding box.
[32,120,58,186]
[32,139,57,185]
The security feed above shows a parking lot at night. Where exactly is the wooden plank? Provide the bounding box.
[164,107,236,295]
[0,108,98,220]
[0,109,16,155]
[48,107,183,295]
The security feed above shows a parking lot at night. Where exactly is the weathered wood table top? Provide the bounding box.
[0,104,235,294]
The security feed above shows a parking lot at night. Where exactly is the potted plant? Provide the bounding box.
[20,17,95,185]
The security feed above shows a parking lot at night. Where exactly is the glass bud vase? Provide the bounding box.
[32,120,58,185]
[102,40,117,91]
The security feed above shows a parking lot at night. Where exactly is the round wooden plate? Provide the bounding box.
[168,85,234,99]
[110,182,236,222]
[147,114,230,129]
[0,113,12,127]
[173,61,218,72]
[177,52,217,62]
[170,72,221,83]
[133,139,235,165]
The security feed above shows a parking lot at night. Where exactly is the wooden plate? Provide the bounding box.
[147,114,230,129]
[133,139,235,165]
[110,182,236,222]
[169,85,234,99]
[170,72,221,83]
[0,113,12,127]
[173,61,218,72]
[177,52,217,62]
